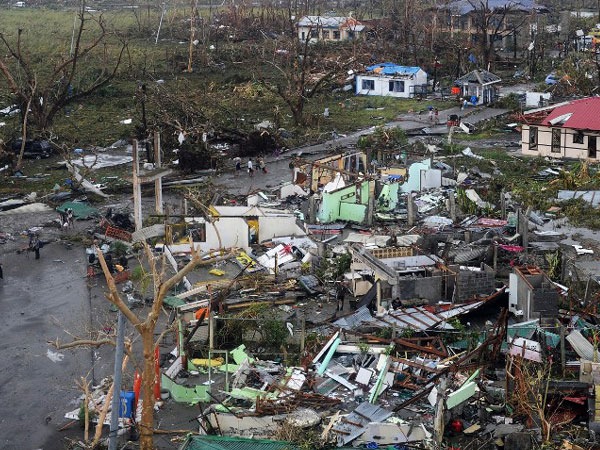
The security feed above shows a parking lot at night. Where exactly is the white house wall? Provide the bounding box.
[258,216,305,242]
[355,71,427,98]
[522,124,600,160]
[297,26,360,42]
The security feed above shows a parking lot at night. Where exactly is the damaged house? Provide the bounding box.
[355,63,428,98]
[454,69,501,105]
[349,243,497,311]
[509,265,559,321]
[521,97,600,160]
[167,205,306,253]
[296,16,367,43]
[302,152,402,225]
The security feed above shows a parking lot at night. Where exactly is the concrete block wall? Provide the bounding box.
[395,276,442,304]
[455,265,496,302]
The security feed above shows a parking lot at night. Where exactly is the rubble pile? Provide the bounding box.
[7,126,600,450]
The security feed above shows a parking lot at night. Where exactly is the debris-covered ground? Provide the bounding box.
[5,101,600,450]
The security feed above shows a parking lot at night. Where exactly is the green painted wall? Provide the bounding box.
[317,181,371,223]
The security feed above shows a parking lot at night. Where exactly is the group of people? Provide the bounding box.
[235,156,268,177]
[427,107,440,124]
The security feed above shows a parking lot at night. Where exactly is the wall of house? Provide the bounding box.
[400,159,433,193]
[205,217,249,251]
[377,183,399,212]
[522,124,600,159]
[531,280,559,317]
[512,270,559,321]
[455,264,496,303]
[317,181,370,223]
[355,75,415,98]
[297,25,361,42]
[258,215,305,242]
[355,70,427,98]
[394,275,442,304]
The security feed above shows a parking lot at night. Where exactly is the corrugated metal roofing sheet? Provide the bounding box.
[333,305,376,329]
[332,402,392,445]
[540,97,600,131]
[455,69,501,85]
[558,190,600,206]
[566,330,596,361]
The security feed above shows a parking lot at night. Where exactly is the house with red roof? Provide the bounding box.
[521,97,600,160]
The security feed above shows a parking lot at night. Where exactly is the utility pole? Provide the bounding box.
[108,312,126,450]
[187,0,198,72]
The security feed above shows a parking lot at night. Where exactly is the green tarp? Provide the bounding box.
[179,435,361,450]
[56,201,99,219]
[164,296,187,309]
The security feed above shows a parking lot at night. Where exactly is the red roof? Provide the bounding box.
[539,97,600,130]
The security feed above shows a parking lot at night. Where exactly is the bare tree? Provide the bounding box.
[92,244,232,450]
[256,12,356,126]
[53,243,232,449]
[467,0,530,69]
[0,1,127,135]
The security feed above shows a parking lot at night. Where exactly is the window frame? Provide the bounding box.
[551,128,562,153]
[362,79,375,90]
[529,126,538,150]
[388,80,405,93]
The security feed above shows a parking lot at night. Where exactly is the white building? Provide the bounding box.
[521,97,600,160]
[296,16,366,43]
[355,63,428,98]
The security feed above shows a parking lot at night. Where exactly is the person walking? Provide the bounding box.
[0,262,3,279]
[258,157,267,174]
[234,157,242,177]
[247,159,254,177]
[66,208,74,229]
[428,107,434,122]
[434,108,439,125]
[336,282,346,312]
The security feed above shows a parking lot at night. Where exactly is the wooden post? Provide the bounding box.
[407,193,415,227]
[560,324,566,377]
[132,140,143,231]
[448,191,456,223]
[154,131,164,214]
[433,377,447,448]
[300,317,306,354]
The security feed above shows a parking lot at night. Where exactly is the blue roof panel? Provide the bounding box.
[366,62,421,75]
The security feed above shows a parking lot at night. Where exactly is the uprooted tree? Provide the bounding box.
[0,1,127,140]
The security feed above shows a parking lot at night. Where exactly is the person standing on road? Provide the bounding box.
[29,233,41,260]
[0,262,3,279]
[247,159,254,177]
[434,108,439,125]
